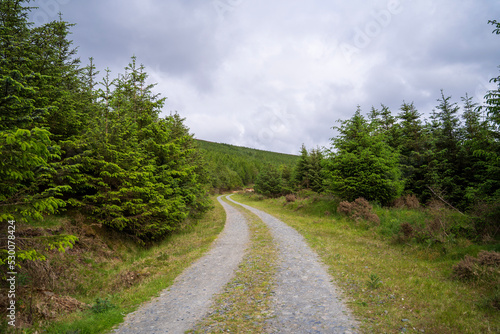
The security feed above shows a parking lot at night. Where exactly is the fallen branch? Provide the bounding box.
[426,186,464,215]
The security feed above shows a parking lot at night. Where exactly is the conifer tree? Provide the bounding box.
[254,164,284,197]
[427,91,467,207]
[294,144,311,189]
[397,102,431,200]
[0,1,76,266]
[323,107,403,205]
[0,0,68,223]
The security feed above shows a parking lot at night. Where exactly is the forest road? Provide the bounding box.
[113,196,250,333]
[226,195,358,333]
[113,195,358,333]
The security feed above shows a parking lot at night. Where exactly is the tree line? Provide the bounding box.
[197,140,298,191]
[255,20,500,236]
[0,0,212,250]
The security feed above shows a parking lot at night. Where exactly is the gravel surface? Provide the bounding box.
[227,195,358,334]
[113,195,358,333]
[113,196,249,334]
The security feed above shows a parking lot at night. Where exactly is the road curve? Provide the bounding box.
[113,196,249,334]
[227,195,358,334]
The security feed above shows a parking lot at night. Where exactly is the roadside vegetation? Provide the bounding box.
[0,1,295,331]
[234,192,499,333]
[244,21,500,333]
[0,196,225,333]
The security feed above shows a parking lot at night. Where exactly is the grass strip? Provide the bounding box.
[232,194,500,334]
[188,195,279,333]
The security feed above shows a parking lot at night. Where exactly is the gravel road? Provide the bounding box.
[113,196,249,334]
[227,195,358,334]
[113,195,358,333]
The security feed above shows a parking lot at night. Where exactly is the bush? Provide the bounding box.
[452,255,480,280]
[478,250,500,267]
[393,194,420,209]
[337,198,380,225]
[285,194,297,203]
[452,251,500,283]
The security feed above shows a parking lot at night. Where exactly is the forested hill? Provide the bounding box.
[196,140,299,191]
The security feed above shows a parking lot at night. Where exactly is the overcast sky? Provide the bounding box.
[29,0,500,154]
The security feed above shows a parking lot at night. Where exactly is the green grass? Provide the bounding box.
[232,193,500,334]
[23,195,226,334]
[188,196,278,333]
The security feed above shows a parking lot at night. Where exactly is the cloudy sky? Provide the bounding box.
[30,0,499,154]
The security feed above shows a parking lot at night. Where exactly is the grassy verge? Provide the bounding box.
[188,196,278,333]
[17,195,226,334]
[232,193,500,334]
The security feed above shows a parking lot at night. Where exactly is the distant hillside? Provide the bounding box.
[196,139,299,191]
[196,140,298,165]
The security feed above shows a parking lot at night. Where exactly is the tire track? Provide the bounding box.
[113,196,249,334]
[227,195,358,334]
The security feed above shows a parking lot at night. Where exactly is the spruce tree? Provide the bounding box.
[323,107,403,205]
[428,91,467,208]
[397,102,432,200]
[254,164,284,197]
[0,0,68,223]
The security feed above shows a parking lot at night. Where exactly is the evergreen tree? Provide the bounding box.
[292,145,324,193]
[0,0,68,223]
[323,107,403,205]
[254,164,284,197]
[294,144,311,189]
[473,20,500,206]
[397,102,432,200]
[427,91,467,208]
[369,104,400,149]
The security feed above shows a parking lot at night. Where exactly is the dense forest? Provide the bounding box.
[197,140,298,191]
[0,0,219,248]
[0,0,297,262]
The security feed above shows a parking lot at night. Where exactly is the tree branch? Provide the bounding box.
[426,186,464,215]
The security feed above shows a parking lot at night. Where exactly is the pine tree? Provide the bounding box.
[0,0,68,223]
[427,91,467,208]
[397,102,432,200]
[0,0,76,267]
[294,144,310,189]
[254,164,284,197]
[323,107,403,205]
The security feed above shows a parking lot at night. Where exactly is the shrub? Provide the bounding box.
[337,198,380,225]
[452,251,500,283]
[337,201,353,215]
[285,194,297,203]
[400,222,414,239]
[393,194,420,209]
[452,255,480,280]
[477,250,500,267]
